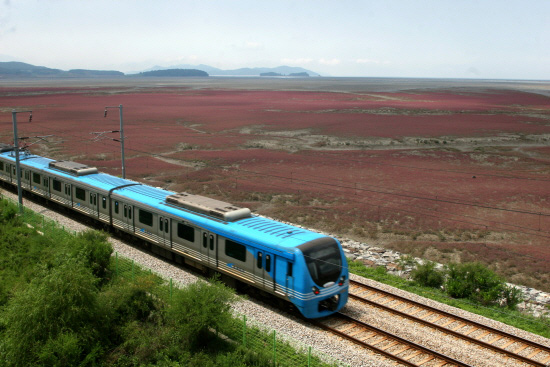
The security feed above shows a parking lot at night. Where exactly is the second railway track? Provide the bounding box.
[313,312,469,367]
[348,279,550,367]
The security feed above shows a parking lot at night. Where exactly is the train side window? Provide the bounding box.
[164,219,169,233]
[159,217,163,231]
[225,239,246,262]
[53,179,61,192]
[202,233,207,248]
[102,197,107,209]
[124,205,128,218]
[128,207,132,219]
[265,255,271,272]
[12,167,15,175]
[75,187,85,201]
[114,201,119,214]
[0,162,3,170]
[177,223,195,242]
[32,172,40,184]
[139,209,153,227]
[287,262,293,277]
[209,235,214,251]
[89,193,93,203]
[257,252,263,269]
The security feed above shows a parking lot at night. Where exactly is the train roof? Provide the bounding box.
[0,151,328,256]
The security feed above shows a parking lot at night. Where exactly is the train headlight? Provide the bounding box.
[312,286,320,295]
[338,276,346,286]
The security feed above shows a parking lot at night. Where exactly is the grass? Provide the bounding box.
[348,260,550,339]
[0,195,344,367]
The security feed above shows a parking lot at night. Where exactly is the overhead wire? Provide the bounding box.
[2,123,549,239]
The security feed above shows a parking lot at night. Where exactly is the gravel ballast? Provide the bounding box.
[3,189,550,367]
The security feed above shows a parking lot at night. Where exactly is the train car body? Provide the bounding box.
[0,148,348,318]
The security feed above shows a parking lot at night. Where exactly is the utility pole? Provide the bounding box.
[11,109,32,213]
[104,104,126,179]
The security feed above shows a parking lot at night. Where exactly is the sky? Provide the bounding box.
[1,0,549,79]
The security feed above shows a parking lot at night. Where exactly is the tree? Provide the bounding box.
[1,259,104,366]
[165,278,238,349]
[72,230,113,283]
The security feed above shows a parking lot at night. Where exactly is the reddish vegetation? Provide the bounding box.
[1,85,549,289]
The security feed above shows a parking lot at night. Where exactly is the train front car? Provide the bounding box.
[293,236,348,318]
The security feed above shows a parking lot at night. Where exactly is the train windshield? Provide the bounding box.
[298,238,342,287]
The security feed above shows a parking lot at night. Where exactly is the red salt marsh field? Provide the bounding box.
[1,80,549,290]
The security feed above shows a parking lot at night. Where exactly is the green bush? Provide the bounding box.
[411,261,444,288]
[501,284,524,309]
[72,230,113,283]
[445,262,506,305]
[165,278,238,349]
[0,259,105,366]
[0,199,18,223]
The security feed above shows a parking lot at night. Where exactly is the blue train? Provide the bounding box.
[0,145,348,318]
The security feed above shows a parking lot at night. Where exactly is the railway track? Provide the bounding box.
[313,312,469,367]
[348,279,550,367]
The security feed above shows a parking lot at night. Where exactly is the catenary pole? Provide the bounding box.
[104,104,126,179]
[11,109,32,213]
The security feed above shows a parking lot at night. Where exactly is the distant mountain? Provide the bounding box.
[137,69,208,77]
[0,62,123,78]
[0,61,64,77]
[0,61,319,79]
[140,64,320,77]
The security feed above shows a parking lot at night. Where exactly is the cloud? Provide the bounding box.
[467,66,481,76]
[281,58,313,64]
[244,41,263,49]
[356,58,390,65]
[356,58,379,64]
[319,58,340,65]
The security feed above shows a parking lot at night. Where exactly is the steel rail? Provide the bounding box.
[349,279,550,367]
[313,312,471,367]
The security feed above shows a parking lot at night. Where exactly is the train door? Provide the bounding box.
[64,183,72,207]
[10,165,16,184]
[255,250,275,291]
[201,231,217,268]
[158,216,170,248]
[123,204,134,232]
[285,261,294,297]
[99,195,109,223]
[89,193,98,218]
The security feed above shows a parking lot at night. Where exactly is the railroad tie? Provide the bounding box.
[541,354,550,364]
[440,319,456,327]
[379,340,399,351]
[487,335,504,344]
[451,322,465,331]
[430,314,445,323]
[370,337,387,346]
[513,344,529,354]
[391,345,411,356]
[402,350,423,361]
[339,324,358,333]
[416,355,435,366]
[475,330,491,340]
[359,331,376,341]
[526,349,541,359]
[501,339,516,349]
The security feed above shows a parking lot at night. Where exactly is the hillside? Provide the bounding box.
[0,62,123,78]
[136,69,208,77]
[141,64,319,77]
